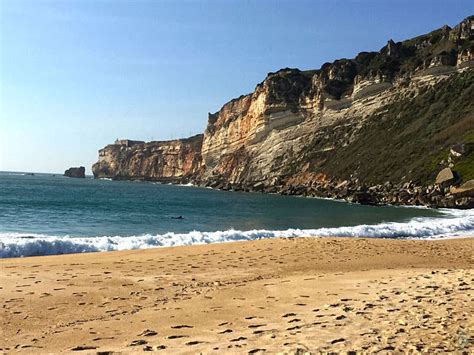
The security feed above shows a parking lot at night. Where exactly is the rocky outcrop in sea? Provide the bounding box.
[64,166,86,178]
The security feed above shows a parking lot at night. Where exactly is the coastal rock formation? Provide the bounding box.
[93,16,474,208]
[451,180,474,197]
[92,135,203,182]
[64,166,85,178]
[435,168,456,187]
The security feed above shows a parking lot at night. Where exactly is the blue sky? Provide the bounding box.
[1,0,472,174]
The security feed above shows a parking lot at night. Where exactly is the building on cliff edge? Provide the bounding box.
[114,139,145,147]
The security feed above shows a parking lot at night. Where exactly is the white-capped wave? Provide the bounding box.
[1,172,26,176]
[180,182,195,187]
[0,209,472,258]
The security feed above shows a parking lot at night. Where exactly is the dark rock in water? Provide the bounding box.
[222,183,232,191]
[454,197,474,209]
[253,182,265,191]
[351,192,378,205]
[64,166,85,178]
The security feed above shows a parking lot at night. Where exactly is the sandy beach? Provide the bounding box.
[1,237,473,353]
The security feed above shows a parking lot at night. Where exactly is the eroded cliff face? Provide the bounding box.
[200,16,474,188]
[93,16,474,207]
[92,135,203,182]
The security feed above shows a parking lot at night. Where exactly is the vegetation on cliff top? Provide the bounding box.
[298,70,474,186]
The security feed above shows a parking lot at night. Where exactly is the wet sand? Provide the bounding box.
[1,237,473,353]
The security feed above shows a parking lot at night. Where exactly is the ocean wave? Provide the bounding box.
[179,182,195,187]
[1,172,26,176]
[0,209,472,258]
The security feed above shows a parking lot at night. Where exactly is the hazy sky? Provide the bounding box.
[1,0,473,174]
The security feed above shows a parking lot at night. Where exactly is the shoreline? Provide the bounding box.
[1,204,473,259]
[7,171,473,209]
[1,237,472,352]
[92,172,474,209]
[95,175,474,209]
[1,232,474,261]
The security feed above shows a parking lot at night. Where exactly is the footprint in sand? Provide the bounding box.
[129,339,148,346]
[185,341,206,346]
[288,318,301,323]
[218,329,233,334]
[138,329,158,336]
[287,325,302,331]
[171,325,193,329]
[92,336,115,341]
[71,345,98,351]
[230,336,247,342]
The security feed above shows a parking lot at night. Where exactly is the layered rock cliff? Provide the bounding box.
[92,135,203,182]
[93,16,474,208]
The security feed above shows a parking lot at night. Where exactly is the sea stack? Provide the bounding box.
[64,166,86,178]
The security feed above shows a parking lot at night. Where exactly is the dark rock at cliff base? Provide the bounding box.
[64,166,85,178]
[454,197,474,209]
[350,192,378,205]
[451,180,474,197]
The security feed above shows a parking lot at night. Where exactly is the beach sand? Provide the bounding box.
[1,237,473,353]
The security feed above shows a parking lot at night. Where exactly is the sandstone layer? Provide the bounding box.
[93,16,474,208]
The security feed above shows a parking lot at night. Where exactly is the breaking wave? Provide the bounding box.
[0,209,472,258]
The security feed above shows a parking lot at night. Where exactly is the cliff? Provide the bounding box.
[92,135,203,182]
[93,16,474,208]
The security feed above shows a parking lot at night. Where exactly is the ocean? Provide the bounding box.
[0,172,472,258]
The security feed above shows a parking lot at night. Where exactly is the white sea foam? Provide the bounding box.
[1,172,26,176]
[0,209,472,258]
[180,182,195,187]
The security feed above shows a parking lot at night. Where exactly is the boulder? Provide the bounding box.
[335,180,348,189]
[450,180,474,197]
[450,144,465,157]
[221,183,232,191]
[64,166,85,178]
[435,168,455,187]
[351,192,378,205]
